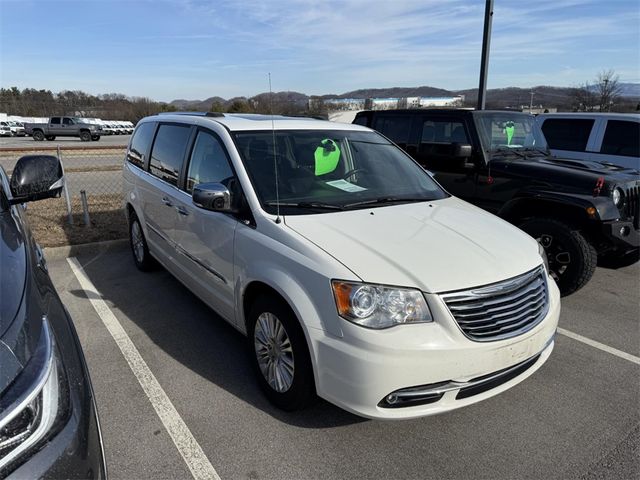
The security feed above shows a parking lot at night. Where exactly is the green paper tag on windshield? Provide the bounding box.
[505,125,515,145]
[314,139,341,176]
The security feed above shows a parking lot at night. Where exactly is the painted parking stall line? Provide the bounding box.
[558,327,640,366]
[67,257,221,480]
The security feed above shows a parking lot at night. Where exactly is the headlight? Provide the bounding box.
[0,318,68,473]
[538,243,549,274]
[332,281,433,329]
[612,187,623,207]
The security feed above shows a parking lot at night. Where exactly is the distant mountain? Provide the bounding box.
[322,86,453,99]
[168,83,640,112]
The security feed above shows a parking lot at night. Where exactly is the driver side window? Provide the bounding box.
[186,131,233,193]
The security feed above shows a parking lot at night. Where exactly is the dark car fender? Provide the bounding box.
[498,189,619,224]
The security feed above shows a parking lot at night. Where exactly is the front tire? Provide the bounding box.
[129,212,154,271]
[80,131,91,142]
[519,218,597,296]
[247,295,315,411]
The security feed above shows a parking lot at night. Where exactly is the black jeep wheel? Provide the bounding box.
[519,218,597,296]
[33,130,45,141]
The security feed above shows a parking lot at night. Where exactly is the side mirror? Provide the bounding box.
[453,143,473,158]
[9,155,64,204]
[192,182,232,212]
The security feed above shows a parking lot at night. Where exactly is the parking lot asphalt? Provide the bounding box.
[47,245,639,480]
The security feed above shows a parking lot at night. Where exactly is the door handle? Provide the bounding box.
[162,197,173,207]
[176,206,189,216]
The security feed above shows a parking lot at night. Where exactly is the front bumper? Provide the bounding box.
[602,219,639,250]
[309,277,560,420]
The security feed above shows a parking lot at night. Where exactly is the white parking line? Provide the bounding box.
[557,327,640,366]
[67,257,221,480]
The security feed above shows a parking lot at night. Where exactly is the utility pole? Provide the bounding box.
[477,0,494,110]
[529,91,534,112]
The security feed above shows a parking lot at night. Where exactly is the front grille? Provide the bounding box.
[441,267,548,341]
[624,185,639,230]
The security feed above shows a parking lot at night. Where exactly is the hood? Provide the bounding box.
[0,211,27,338]
[284,197,541,293]
[489,153,640,193]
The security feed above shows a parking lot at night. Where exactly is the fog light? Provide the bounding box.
[386,394,398,404]
[620,226,630,237]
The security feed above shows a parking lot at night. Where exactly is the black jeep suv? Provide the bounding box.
[354,109,640,296]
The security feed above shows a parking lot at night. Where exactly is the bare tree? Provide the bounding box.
[570,83,597,111]
[596,69,621,112]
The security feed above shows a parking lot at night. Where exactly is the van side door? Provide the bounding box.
[138,122,193,263]
[171,127,239,324]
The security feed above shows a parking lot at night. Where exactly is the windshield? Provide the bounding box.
[474,112,548,153]
[233,130,448,214]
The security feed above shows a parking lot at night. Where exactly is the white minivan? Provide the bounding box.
[123,112,560,419]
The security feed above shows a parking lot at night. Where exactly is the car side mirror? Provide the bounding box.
[192,182,232,212]
[9,155,64,204]
[453,143,473,158]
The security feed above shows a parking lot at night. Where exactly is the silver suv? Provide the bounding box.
[123,112,559,419]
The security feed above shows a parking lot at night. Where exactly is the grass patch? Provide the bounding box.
[25,194,127,247]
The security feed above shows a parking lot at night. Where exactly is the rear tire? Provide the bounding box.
[33,130,45,141]
[519,218,597,296]
[91,135,100,141]
[129,212,154,271]
[80,131,91,142]
[247,294,316,411]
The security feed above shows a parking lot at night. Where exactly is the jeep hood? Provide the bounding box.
[284,197,542,293]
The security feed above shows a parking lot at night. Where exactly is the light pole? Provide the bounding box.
[477,0,494,110]
[529,91,534,112]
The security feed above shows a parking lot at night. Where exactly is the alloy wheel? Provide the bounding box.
[254,312,295,393]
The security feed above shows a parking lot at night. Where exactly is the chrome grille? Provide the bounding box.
[624,184,639,230]
[441,267,549,341]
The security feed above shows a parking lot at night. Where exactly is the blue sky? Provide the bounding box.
[1,0,638,102]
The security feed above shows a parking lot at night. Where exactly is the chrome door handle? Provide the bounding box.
[162,197,173,207]
[176,206,189,216]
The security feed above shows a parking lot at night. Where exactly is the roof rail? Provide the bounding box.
[158,112,225,117]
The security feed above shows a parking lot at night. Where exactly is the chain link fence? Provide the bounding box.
[0,145,128,246]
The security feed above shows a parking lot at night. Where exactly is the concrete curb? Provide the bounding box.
[43,238,128,260]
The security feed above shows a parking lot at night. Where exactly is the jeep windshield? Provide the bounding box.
[233,130,448,215]
[474,112,548,157]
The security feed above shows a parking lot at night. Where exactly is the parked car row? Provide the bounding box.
[0,120,26,137]
[0,108,636,477]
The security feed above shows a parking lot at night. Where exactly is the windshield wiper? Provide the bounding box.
[264,201,344,210]
[491,148,527,158]
[344,197,430,209]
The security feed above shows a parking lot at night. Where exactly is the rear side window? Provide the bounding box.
[600,120,640,157]
[50,117,61,125]
[353,115,369,126]
[541,118,594,152]
[149,124,191,186]
[62,118,73,125]
[185,131,233,193]
[372,115,412,144]
[127,122,156,168]
[421,120,469,144]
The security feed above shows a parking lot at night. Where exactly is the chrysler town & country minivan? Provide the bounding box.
[122,112,560,419]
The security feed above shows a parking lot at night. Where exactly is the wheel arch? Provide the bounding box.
[499,196,592,227]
